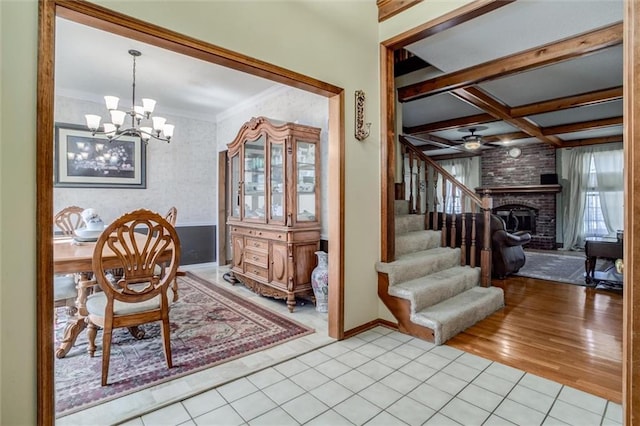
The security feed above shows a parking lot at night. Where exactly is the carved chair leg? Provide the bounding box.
[160,317,173,369]
[86,320,98,357]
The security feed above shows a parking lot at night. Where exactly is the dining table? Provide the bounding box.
[53,234,174,358]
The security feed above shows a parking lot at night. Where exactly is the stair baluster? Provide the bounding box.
[441,176,447,247]
[408,151,415,214]
[431,167,438,230]
[461,193,467,265]
[450,186,457,249]
[470,209,477,268]
[416,160,422,214]
[424,163,430,229]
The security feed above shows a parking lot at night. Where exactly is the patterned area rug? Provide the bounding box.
[55,272,314,417]
[514,250,614,286]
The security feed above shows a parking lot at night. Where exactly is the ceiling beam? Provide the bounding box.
[482,131,531,143]
[404,113,497,134]
[452,87,564,146]
[542,116,623,135]
[560,135,623,147]
[401,134,457,149]
[397,22,623,103]
[510,86,623,118]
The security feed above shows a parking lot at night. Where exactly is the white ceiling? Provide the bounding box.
[55,18,282,122]
[400,0,624,156]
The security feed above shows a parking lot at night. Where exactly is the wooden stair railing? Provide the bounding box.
[399,138,493,286]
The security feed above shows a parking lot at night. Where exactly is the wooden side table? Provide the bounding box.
[584,237,623,285]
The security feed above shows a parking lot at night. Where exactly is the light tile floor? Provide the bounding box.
[57,265,622,426]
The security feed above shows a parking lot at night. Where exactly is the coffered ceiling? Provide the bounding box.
[396,0,624,158]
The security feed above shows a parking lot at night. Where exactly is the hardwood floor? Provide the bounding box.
[447,276,623,403]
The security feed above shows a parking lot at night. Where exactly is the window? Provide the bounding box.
[445,165,463,214]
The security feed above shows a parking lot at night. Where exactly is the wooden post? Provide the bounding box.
[480,193,493,287]
[441,177,447,247]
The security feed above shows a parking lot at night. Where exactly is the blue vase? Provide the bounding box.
[311,251,329,313]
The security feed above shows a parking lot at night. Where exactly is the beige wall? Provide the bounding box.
[0,1,381,423]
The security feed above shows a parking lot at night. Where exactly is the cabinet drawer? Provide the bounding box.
[245,264,269,281]
[244,250,268,267]
[245,237,268,251]
[252,229,287,241]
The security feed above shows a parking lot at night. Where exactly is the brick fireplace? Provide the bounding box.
[478,143,559,250]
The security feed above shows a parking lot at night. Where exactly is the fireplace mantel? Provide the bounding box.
[475,184,562,195]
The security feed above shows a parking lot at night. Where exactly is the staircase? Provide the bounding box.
[376,201,505,345]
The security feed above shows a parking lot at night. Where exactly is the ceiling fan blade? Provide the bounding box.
[401,134,468,152]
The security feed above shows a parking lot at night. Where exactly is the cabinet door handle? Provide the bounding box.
[252,256,259,261]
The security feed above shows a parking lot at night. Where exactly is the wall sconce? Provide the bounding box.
[354,90,371,141]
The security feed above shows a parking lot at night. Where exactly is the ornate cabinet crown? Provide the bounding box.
[227,117,321,312]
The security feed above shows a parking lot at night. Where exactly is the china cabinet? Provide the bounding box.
[227,117,321,312]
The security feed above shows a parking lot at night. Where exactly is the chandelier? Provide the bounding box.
[84,49,174,144]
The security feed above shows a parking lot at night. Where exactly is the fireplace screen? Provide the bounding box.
[493,205,538,234]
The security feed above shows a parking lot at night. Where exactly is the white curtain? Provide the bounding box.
[592,145,623,234]
[437,158,472,213]
[561,146,592,250]
[561,144,623,250]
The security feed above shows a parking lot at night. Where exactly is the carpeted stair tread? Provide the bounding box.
[395,214,427,235]
[411,286,505,345]
[395,230,441,257]
[389,266,480,313]
[376,247,460,286]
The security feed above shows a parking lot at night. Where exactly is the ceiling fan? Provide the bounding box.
[457,126,487,150]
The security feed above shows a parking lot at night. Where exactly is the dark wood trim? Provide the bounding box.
[476,185,562,195]
[377,0,423,23]
[404,113,497,134]
[561,135,623,148]
[623,0,639,422]
[452,87,563,146]
[542,116,623,136]
[37,2,56,425]
[38,1,346,422]
[511,86,623,118]
[55,2,342,98]
[343,319,398,339]
[381,43,396,263]
[398,23,623,102]
[383,0,515,50]
[482,131,531,143]
[217,151,228,266]
[328,92,345,340]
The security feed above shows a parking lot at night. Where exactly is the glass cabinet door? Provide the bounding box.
[230,153,240,218]
[244,135,266,221]
[270,142,285,223]
[296,141,317,222]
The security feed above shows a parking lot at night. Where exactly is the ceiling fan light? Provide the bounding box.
[464,140,482,150]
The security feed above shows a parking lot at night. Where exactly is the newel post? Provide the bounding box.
[481,191,493,287]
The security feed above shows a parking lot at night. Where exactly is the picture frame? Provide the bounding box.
[54,122,146,188]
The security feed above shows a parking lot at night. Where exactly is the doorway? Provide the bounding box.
[37,1,345,424]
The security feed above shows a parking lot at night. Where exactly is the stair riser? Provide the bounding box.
[395,231,441,257]
[395,200,410,216]
[395,215,426,234]
[405,271,480,313]
[387,250,460,285]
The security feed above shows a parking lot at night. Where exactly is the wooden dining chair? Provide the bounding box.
[85,209,181,386]
[53,206,86,317]
[164,206,183,301]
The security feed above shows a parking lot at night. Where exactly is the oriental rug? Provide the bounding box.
[54,272,314,417]
[513,250,615,286]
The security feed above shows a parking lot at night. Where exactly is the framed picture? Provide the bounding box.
[54,122,146,188]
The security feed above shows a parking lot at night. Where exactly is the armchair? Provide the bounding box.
[492,216,531,279]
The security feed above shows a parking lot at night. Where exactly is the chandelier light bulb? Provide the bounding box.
[110,110,126,127]
[152,116,167,133]
[104,96,119,110]
[163,124,175,139]
[140,127,153,141]
[142,98,156,116]
[85,114,102,131]
[103,123,117,138]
